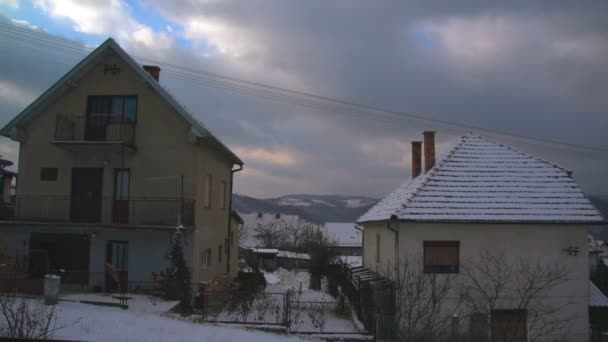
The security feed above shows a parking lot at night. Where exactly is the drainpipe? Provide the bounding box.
[226,164,243,275]
[386,217,400,320]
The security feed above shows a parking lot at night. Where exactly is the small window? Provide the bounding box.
[204,174,212,208]
[375,233,380,263]
[202,248,212,268]
[40,168,58,181]
[230,231,234,247]
[491,310,526,342]
[423,241,459,273]
[218,244,222,263]
[220,180,226,210]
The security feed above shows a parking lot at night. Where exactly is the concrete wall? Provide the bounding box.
[11,49,237,283]
[362,221,590,341]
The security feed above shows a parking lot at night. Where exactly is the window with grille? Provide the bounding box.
[40,168,58,181]
[423,241,459,273]
[491,309,527,342]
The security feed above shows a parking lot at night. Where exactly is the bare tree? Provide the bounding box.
[253,221,288,248]
[382,257,461,342]
[238,221,249,246]
[0,292,62,339]
[284,219,317,252]
[460,250,571,342]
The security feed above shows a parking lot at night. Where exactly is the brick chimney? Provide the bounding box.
[423,131,436,173]
[143,65,161,82]
[411,141,422,178]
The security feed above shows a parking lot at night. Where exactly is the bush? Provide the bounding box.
[0,292,59,339]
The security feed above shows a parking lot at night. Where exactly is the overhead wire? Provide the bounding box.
[1,23,607,158]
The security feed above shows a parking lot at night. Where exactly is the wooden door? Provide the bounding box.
[70,168,103,222]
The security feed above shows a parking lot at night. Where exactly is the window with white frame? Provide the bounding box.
[204,174,212,208]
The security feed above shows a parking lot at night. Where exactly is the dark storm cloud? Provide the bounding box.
[1,2,607,198]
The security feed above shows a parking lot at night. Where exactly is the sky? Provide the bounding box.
[0,0,607,199]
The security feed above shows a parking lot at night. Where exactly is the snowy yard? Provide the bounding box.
[6,299,309,342]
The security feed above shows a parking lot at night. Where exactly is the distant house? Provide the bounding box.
[590,281,608,336]
[357,132,604,341]
[239,212,301,249]
[323,222,362,256]
[0,38,243,292]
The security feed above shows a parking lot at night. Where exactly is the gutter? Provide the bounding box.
[226,163,243,274]
[386,218,400,319]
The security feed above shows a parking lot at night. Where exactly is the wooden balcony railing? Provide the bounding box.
[6,196,194,226]
[54,115,135,146]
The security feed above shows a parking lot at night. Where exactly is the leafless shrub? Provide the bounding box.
[306,303,328,332]
[0,292,60,339]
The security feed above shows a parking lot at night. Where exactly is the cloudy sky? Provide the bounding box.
[0,0,607,199]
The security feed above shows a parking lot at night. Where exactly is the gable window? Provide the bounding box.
[491,309,526,342]
[87,95,137,123]
[423,241,459,273]
[202,248,212,268]
[204,174,212,208]
[40,168,58,181]
[220,180,227,210]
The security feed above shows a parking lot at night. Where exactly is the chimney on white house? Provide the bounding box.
[143,65,161,82]
[411,141,422,178]
[423,131,436,173]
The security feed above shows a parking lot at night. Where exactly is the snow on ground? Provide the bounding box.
[59,292,179,315]
[39,300,308,342]
[263,272,281,285]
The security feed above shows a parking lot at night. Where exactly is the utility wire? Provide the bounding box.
[1,24,607,157]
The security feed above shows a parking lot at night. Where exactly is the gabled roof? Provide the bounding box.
[0,38,242,166]
[590,281,608,307]
[358,134,604,224]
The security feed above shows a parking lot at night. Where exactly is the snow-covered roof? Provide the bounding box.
[335,255,363,268]
[589,235,606,253]
[590,281,608,307]
[323,222,362,247]
[252,248,278,254]
[358,134,604,224]
[0,38,242,165]
[276,250,310,260]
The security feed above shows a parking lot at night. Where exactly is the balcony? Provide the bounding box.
[54,115,135,147]
[3,196,194,227]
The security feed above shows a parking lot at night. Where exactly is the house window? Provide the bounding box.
[87,95,137,123]
[202,248,212,268]
[218,244,222,263]
[491,309,527,342]
[204,174,212,208]
[376,233,380,263]
[40,168,58,181]
[220,180,226,210]
[423,241,459,273]
[230,231,234,247]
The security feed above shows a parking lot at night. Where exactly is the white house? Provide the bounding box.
[357,132,604,341]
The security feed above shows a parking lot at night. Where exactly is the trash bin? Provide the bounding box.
[44,274,61,305]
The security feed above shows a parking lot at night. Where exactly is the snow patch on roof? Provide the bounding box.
[358,134,604,223]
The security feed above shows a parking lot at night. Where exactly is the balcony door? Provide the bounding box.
[86,95,137,141]
[112,169,130,224]
[70,168,103,223]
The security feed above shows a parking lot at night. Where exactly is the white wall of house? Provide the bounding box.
[363,221,590,342]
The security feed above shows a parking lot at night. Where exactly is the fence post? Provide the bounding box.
[284,291,290,331]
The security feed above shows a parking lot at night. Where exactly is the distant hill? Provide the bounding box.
[232,194,378,223]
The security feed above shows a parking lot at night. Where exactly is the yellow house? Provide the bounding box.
[0,38,243,289]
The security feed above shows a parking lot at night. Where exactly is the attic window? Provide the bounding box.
[257,213,263,218]
[40,168,58,181]
[275,213,281,219]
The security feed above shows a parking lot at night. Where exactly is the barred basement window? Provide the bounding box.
[423,241,459,273]
[40,168,58,181]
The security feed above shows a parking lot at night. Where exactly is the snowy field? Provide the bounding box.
[9,299,309,342]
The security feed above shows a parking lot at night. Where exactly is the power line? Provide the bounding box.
[1,24,607,157]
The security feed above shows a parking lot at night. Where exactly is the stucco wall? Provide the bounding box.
[11,49,236,283]
[362,221,590,341]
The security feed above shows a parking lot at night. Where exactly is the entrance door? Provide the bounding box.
[70,168,103,223]
[105,241,128,292]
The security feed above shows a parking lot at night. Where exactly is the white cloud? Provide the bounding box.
[0,80,37,107]
[33,0,171,49]
[166,24,173,33]
[0,0,19,8]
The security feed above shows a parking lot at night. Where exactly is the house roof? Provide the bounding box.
[323,222,362,247]
[358,133,604,224]
[0,38,242,166]
[239,212,301,248]
[590,281,608,307]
